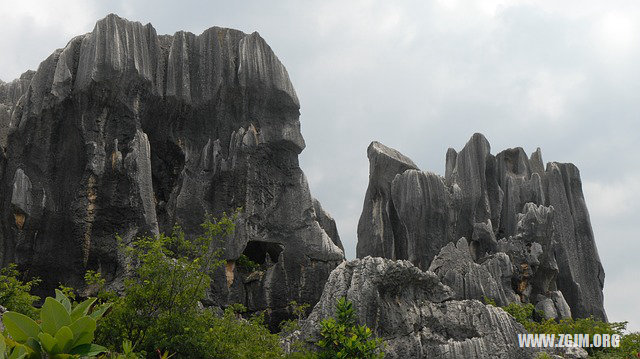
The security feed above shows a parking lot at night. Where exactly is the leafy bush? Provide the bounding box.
[93,211,288,358]
[501,302,539,332]
[206,305,283,358]
[0,264,40,319]
[235,254,261,272]
[279,301,310,335]
[95,214,232,356]
[1,289,109,358]
[316,297,384,359]
[501,301,639,357]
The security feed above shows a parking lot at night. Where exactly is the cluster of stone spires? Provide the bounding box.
[0,14,605,358]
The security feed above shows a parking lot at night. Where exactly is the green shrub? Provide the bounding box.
[316,297,384,359]
[1,289,109,358]
[0,264,40,319]
[279,301,311,335]
[235,255,261,272]
[94,211,286,358]
[482,296,497,307]
[501,301,639,357]
[501,302,538,332]
[95,214,232,356]
[206,305,283,358]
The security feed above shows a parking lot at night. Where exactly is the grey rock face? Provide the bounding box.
[312,198,343,251]
[0,14,343,328]
[428,238,519,306]
[300,257,535,359]
[357,134,606,321]
[356,141,418,259]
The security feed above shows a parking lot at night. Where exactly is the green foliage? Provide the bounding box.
[502,301,639,357]
[206,305,284,358]
[94,211,285,358]
[235,255,261,272]
[316,297,384,359]
[482,296,497,307]
[0,264,40,319]
[95,214,228,356]
[1,289,108,358]
[84,271,117,305]
[279,301,311,335]
[501,302,539,332]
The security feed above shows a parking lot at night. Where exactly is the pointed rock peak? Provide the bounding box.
[367,141,418,170]
[445,147,458,181]
[96,13,151,29]
[497,147,530,177]
[466,132,491,151]
[530,147,545,175]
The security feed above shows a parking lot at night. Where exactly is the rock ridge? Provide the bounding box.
[357,133,606,321]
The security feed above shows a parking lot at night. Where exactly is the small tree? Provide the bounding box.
[316,297,384,359]
[95,212,236,356]
[0,264,40,319]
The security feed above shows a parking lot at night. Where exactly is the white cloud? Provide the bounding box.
[604,270,640,331]
[583,175,640,219]
[593,11,638,63]
[525,71,586,121]
[0,0,97,81]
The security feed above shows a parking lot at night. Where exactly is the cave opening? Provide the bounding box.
[242,241,284,265]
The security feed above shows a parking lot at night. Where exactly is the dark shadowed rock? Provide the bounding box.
[0,14,343,328]
[357,134,606,321]
[299,257,536,359]
[356,141,418,259]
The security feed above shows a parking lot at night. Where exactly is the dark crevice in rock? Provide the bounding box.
[242,240,283,265]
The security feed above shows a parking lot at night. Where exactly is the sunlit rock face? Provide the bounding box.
[357,133,606,321]
[0,14,343,327]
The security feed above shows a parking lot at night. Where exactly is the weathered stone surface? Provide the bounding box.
[357,134,606,320]
[356,141,419,260]
[313,198,343,251]
[0,14,343,328]
[497,203,558,305]
[429,238,519,306]
[545,162,606,320]
[391,169,456,269]
[300,257,535,359]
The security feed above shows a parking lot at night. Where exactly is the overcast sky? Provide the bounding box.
[1,0,638,331]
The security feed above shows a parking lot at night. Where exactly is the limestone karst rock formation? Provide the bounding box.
[0,14,343,326]
[357,134,606,321]
[299,257,537,359]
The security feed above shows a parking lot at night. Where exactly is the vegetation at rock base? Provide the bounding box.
[484,297,640,358]
[316,297,384,359]
[92,211,286,358]
[3,211,380,358]
[0,264,40,319]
